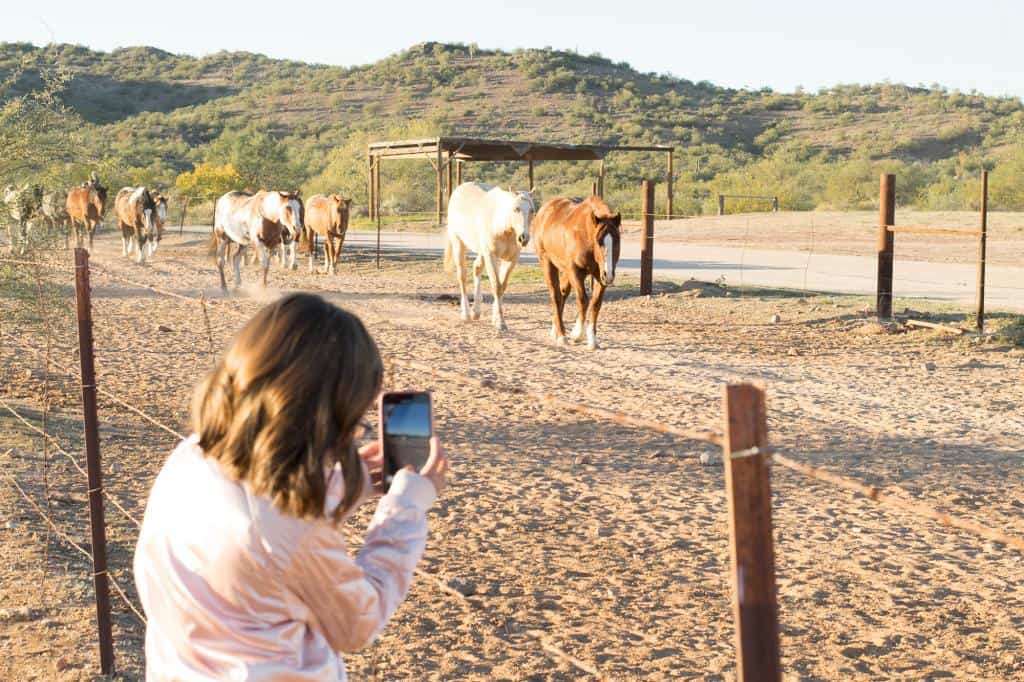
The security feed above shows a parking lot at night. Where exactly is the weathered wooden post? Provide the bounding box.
[597,159,605,198]
[722,383,780,682]
[74,248,115,674]
[877,174,896,320]
[447,152,454,206]
[666,149,674,218]
[455,160,463,187]
[435,146,444,226]
[367,152,374,220]
[528,158,535,191]
[977,170,988,332]
[718,194,725,216]
[771,196,779,212]
[178,195,191,236]
[640,180,655,295]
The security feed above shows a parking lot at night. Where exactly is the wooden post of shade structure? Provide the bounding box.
[446,152,454,207]
[74,248,115,675]
[375,157,382,269]
[666,150,674,218]
[591,181,597,197]
[876,174,896,320]
[528,159,534,192]
[455,160,462,187]
[722,382,780,682]
[977,170,988,332]
[772,196,779,212]
[597,159,605,198]
[640,180,655,295]
[436,146,444,226]
[367,153,374,220]
[718,194,725,216]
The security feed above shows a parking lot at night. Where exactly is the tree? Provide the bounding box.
[174,162,242,199]
[203,128,299,191]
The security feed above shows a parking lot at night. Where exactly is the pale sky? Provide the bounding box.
[4,0,1021,99]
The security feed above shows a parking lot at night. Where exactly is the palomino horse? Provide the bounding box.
[304,194,351,274]
[532,196,621,350]
[2,183,43,254]
[114,187,157,263]
[66,173,108,250]
[445,182,534,332]
[213,190,303,290]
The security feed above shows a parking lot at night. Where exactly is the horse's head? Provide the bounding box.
[590,200,621,286]
[505,188,535,247]
[277,191,304,239]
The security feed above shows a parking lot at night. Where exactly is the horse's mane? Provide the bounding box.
[583,195,618,222]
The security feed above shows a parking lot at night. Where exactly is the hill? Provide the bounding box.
[2,40,1023,214]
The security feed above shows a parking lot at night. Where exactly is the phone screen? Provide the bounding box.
[381,392,432,488]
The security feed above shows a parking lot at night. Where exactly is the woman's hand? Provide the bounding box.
[416,437,448,495]
[357,441,385,496]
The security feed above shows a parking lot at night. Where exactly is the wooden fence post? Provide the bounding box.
[367,153,374,220]
[771,196,779,212]
[718,194,725,216]
[455,160,463,188]
[528,159,535,192]
[977,171,988,332]
[876,174,895,319]
[74,248,115,674]
[597,159,605,198]
[722,383,780,682]
[640,180,655,295]
[447,152,454,205]
[178,195,191,236]
[435,146,443,226]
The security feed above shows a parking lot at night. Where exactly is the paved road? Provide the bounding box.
[339,230,1023,313]
[180,226,1022,312]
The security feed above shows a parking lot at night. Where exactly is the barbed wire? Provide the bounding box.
[1,461,146,626]
[772,453,1024,554]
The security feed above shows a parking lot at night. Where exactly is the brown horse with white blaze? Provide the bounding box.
[532,195,621,350]
[115,186,157,263]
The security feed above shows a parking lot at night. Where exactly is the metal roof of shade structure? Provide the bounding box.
[368,136,674,161]
[365,136,676,268]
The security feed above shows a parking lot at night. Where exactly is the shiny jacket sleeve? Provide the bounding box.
[285,469,437,653]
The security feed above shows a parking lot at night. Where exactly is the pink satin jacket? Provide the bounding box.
[133,435,436,681]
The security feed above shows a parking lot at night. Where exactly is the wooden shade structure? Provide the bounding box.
[367,136,675,225]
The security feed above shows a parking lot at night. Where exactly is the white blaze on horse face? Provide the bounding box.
[144,208,153,237]
[287,198,303,235]
[603,233,615,285]
[156,202,167,225]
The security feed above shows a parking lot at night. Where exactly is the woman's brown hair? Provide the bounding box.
[192,293,382,522]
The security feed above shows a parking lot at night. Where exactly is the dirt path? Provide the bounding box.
[2,229,1023,680]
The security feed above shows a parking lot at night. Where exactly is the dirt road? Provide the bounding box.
[2,228,1023,680]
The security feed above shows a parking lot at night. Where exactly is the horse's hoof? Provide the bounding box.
[471,310,481,321]
[587,341,599,351]
[555,336,567,347]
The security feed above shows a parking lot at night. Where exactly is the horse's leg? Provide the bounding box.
[232,245,245,289]
[483,253,506,332]
[585,279,607,350]
[542,259,567,346]
[257,243,271,287]
[497,256,517,298]
[471,253,484,320]
[567,268,589,343]
[287,239,297,270]
[308,233,317,273]
[331,236,343,274]
[121,225,129,256]
[451,237,471,321]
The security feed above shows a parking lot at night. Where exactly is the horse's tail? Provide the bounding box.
[443,234,455,273]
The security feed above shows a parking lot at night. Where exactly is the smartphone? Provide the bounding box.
[379,391,433,490]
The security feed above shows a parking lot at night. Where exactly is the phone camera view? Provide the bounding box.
[382,393,432,488]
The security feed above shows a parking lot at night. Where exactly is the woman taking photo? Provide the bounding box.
[133,293,448,680]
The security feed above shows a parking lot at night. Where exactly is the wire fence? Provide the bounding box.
[2,204,1023,678]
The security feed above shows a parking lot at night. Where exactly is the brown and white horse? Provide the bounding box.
[66,173,107,250]
[303,193,351,274]
[115,187,157,263]
[213,190,303,290]
[146,190,168,258]
[532,195,621,350]
[2,183,43,253]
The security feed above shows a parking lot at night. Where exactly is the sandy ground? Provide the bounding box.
[1,227,1023,681]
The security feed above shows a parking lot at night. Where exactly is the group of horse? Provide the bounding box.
[445,182,620,350]
[210,181,619,350]
[211,189,352,290]
[1,173,169,262]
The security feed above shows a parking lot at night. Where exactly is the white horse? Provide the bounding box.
[213,190,303,290]
[444,182,534,331]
